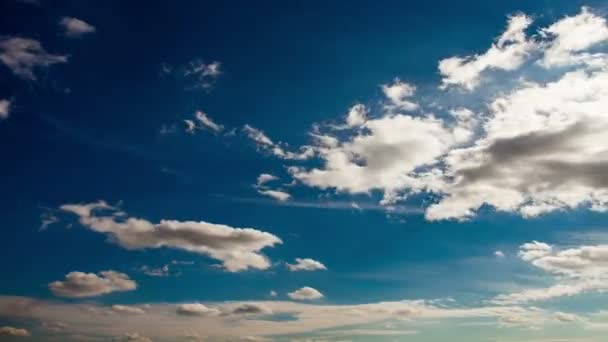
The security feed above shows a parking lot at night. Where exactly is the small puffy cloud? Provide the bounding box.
[112,305,146,315]
[59,17,96,37]
[257,173,278,187]
[176,303,220,316]
[381,78,418,111]
[0,326,30,337]
[60,201,282,272]
[269,290,277,297]
[286,258,327,272]
[288,287,324,300]
[439,14,533,90]
[257,189,291,202]
[0,99,11,120]
[495,250,505,258]
[49,270,136,298]
[345,104,367,127]
[0,37,67,80]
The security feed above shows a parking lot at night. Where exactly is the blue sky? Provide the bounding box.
[3,0,608,341]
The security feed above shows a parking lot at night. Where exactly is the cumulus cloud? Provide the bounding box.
[439,14,534,90]
[540,7,608,67]
[287,287,324,300]
[59,17,96,37]
[495,250,505,258]
[493,241,608,304]
[0,37,67,80]
[257,174,278,187]
[345,104,368,127]
[381,78,418,111]
[0,99,10,120]
[48,270,136,298]
[176,302,272,317]
[286,258,327,272]
[0,326,30,337]
[265,6,608,221]
[60,201,282,272]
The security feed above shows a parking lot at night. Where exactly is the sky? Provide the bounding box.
[3,0,608,341]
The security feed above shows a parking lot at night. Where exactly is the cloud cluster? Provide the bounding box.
[244,125,314,161]
[60,201,282,272]
[0,37,67,80]
[262,7,608,221]
[48,270,136,298]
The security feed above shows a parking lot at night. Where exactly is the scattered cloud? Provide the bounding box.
[59,17,96,37]
[287,287,324,300]
[162,60,222,90]
[286,258,327,272]
[60,201,282,272]
[495,250,505,258]
[0,37,68,80]
[176,303,220,316]
[48,270,136,298]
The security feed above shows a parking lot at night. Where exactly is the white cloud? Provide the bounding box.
[345,104,368,127]
[195,110,224,132]
[439,14,534,90]
[258,189,291,202]
[112,305,146,315]
[139,264,170,277]
[59,17,96,37]
[49,270,136,298]
[540,7,608,67]
[0,99,10,120]
[381,79,418,111]
[287,258,327,272]
[493,241,608,304]
[495,250,505,258]
[270,290,277,297]
[257,173,278,187]
[184,60,222,89]
[0,37,67,80]
[0,326,30,337]
[287,287,324,300]
[176,303,220,316]
[243,124,314,160]
[60,201,282,272]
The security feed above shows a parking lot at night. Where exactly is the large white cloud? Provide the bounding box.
[60,201,282,272]
[49,270,136,298]
[258,7,608,221]
[0,37,67,80]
